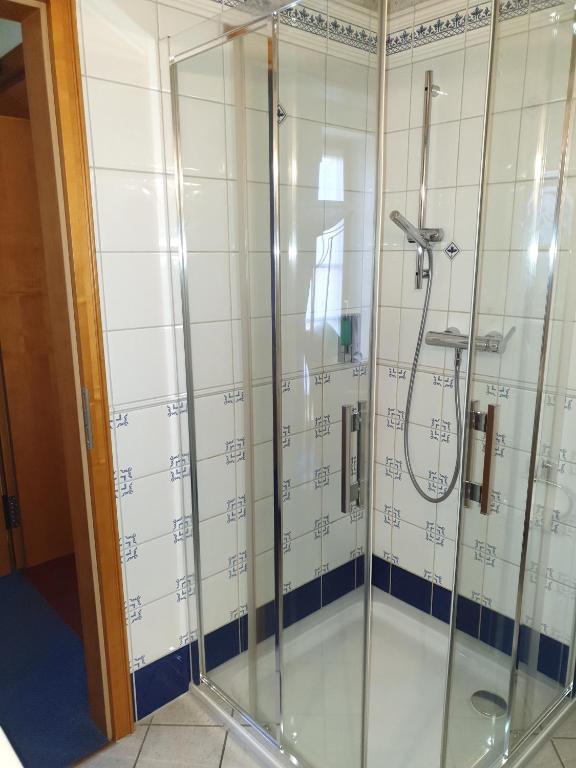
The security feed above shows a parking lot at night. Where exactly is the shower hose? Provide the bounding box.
[404,247,463,503]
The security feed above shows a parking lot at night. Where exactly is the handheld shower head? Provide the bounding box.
[389,210,430,250]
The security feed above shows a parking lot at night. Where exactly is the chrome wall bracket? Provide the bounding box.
[341,402,368,513]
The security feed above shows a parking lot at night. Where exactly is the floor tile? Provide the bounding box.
[79,726,147,767]
[524,742,563,768]
[137,716,153,726]
[221,734,260,768]
[553,737,576,767]
[555,708,576,738]
[151,693,221,726]
[136,725,225,767]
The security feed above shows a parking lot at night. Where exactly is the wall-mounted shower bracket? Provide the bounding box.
[341,401,368,514]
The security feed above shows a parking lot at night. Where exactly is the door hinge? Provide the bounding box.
[81,386,93,450]
[3,494,21,530]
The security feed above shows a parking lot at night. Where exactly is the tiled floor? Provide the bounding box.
[79,688,576,768]
[524,707,576,768]
[78,694,260,768]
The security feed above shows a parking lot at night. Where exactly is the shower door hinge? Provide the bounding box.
[3,494,21,530]
[81,386,94,451]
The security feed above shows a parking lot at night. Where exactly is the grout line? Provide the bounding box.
[551,738,567,767]
[219,730,229,768]
[133,722,152,768]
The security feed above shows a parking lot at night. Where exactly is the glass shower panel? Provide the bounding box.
[172,21,280,730]
[510,41,576,741]
[444,2,576,766]
[277,3,378,768]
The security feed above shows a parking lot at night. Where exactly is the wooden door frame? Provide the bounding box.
[0,0,133,741]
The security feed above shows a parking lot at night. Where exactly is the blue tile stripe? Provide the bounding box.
[132,557,364,717]
[372,555,570,686]
[133,554,570,719]
[133,644,193,720]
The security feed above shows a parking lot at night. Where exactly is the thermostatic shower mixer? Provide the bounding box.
[425,326,516,353]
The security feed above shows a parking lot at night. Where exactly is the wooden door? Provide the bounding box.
[0,114,73,566]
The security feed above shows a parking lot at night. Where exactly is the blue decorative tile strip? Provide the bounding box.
[328,16,378,53]
[386,0,564,56]
[499,0,530,19]
[467,2,492,29]
[413,10,466,48]
[280,5,328,38]
[386,28,412,55]
[373,555,571,685]
[215,0,565,57]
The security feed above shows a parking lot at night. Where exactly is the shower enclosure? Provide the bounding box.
[164,0,576,765]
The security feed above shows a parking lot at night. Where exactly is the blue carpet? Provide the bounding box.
[0,572,107,767]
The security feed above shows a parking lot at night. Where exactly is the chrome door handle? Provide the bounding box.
[341,405,355,514]
[341,401,368,514]
[480,403,497,516]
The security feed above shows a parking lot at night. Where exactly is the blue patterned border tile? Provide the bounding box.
[499,0,530,19]
[413,10,466,47]
[467,2,492,29]
[280,5,328,38]
[328,15,378,53]
[217,0,566,58]
[386,0,565,56]
[386,28,413,55]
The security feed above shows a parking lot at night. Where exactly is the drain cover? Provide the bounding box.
[471,690,507,718]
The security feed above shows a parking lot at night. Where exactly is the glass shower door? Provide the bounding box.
[171,16,281,732]
[170,9,378,768]
[443,1,576,766]
[275,4,378,767]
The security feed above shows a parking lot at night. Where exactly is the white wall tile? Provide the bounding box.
[189,321,234,390]
[95,170,169,252]
[178,97,228,178]
[130,594,191,670]
[279,41,326,122]
[89,79,165,174]
[102,252,174,330]
[384,65,412,132]
[326,55,368,131]
[115,404,181,478]
[126,532,187,604]
[81,0,160,88]
[182,177,229,251]
[120,468,184,544]
[108,327,177,405]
